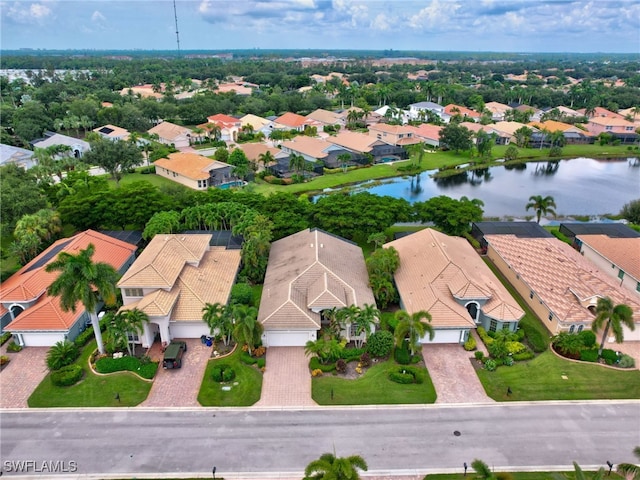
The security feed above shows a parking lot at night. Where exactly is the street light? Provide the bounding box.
[464,462,468,476]
[212,466,216,480]
[606,461,613,476]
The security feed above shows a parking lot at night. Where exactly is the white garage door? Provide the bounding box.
[421,329,466,344]
[264,331,315,347]
[620,324,640,342]
[19,332,66,347]
[170,322,209,339]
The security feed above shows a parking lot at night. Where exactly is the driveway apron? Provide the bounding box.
[140,339,210,407]
[0,346,49,408]
[421,343,493,404]
[256,347,316,407]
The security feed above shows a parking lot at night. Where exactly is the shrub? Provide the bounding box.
[95,356,158,379]
[0,331,12,346]
[359,352,371,368]
[46,340,80,371]
[506,341,526,355]
[618,354,635,369]
[474,350,484,361]
[579,330,597,348]
[524,328,548,353]
[476,327,493,346]
[335,358,347,374]
[253,346,266,357]
[222,367,236,382]
[7,341,22,352]
[394,342,411,365]
[484,358,497,371]
[340,347,365,361]
[0,355,10,366]
[386,317,399,333]
[503,356,514,366]
[230,283,253,305]
[463,336,477,351]
[211,363,235,382]
[601,349,619,365]
[256,358,266,369]
[549,146,563,157]
[240,351,257,365]
[512,349,535,361]
[579,349,599,363]
[515,329,526,341]
[388,366,425,384]
[309,356,336,373]
[51,364,84,387]
[311,369,323,377]
[366,330,394,358]
[389,370,415,384]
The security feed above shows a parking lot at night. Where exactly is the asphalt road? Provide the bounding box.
[1,401,639,479]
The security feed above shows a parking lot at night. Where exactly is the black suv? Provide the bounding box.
[163,341,187,369]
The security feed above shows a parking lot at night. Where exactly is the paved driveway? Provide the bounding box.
[255,347,316,407]
[0,346,49,408]
[421,342,493,404]
[140,339,211,407]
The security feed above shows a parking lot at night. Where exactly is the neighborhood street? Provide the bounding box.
[1,401,639,478]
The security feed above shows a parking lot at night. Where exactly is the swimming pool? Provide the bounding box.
[218,180,246,189]
[380,156,398,163]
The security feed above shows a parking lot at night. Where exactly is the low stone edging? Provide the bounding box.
[549,345,637,371]
[87,350,156,382]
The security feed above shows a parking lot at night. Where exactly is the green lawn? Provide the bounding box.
[197,348,263,406]
[28,340,153,407]
[425,471,626,480]
[312,359,436,405]
[476,350,640,401]
[107,172,186,189]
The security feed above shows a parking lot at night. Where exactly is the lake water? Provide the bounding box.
[345,157,640,217]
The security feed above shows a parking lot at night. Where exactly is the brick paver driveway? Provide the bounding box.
[421,343,493,404]
[255,347,316,407]
[0,346,49,408]
[140,339,210,407]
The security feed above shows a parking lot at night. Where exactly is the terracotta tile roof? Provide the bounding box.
[485,102,511,113]
[275,112,309,128]
[306,109,342,125]
[490,121,532,136]
[206,114,241,128]
[325,131,381,153]
[258,229,375,330]
[93,124,130,139]
[154,152,230,180]
[529,120,582,133]
[587,116,635,127]
[407,124,443,141]
[368,123,415,135]
[148,121,193,141]
[485,235,640,325]
[240,114,272,130]
[444,104,482,118]
[281,136,332,159]
[3,230,136,332]
[578,235,640,281]
[577,106,624,119]
[385,229,523,328]
[234,143,282,163]
[459,122,483,133]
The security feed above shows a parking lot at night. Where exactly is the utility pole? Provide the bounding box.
[173,0,181,53]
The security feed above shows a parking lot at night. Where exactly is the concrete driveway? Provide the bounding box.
[255,347,316,407]
[421,342,493,404]
[0,345,49,408]
[140,338,211,407]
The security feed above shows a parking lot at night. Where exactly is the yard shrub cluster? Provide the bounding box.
[311,369,324,377]
[0,355,10,367]
[336,358,347,374]
[309,356,336,373]
[240,348,266,368]
[95,355,158,380]
[388,366,425,384]
[51,364,84,387]
[618,354,635,369]
[600,348,619,365]
[359,352,371,367]
[46,341,80,371]
[463,335,476,351]
[230,283,254,305]
[394,341,411,365]
[212,363,236,382]
[518,321,549,353]
[74,316,109,348]
[366,330,394,358]
[7,341,22,352]
[0,331,12,346]
[339,347,365,361]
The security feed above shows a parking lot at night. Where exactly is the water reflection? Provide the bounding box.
[533,161,560,176]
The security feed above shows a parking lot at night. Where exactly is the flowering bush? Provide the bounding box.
[311,369,324,377]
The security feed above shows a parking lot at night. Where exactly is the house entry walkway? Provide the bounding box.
[255,347,316,407]
[0,345,48,408]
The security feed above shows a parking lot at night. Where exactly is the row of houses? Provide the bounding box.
[3,221,638,349]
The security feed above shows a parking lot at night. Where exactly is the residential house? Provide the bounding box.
[559,222,640,243]
[368,123,421,148]
[119,84,163,99]
[406,124,443,147]
[239,114,275,137]
[325,130,402,162]
[529,120,592,144]
[444,104,482,123]
[618,107,640,125]
[484,121,534,145]
[215,82,254,96]
[484,102,511,122]
[280,136,345,169]
[117,234,241,346]
[585,116,637,143]
[148,121,193,148]
[273,112,322,132]
[0,144,35,170]
[258,228,376,347]
[514,104,543,122]
[306,109,344,128]
[471,221,554,251]
[384,228,524,343]
[32,132,90,158]
[93,124,131,141]
[234,142,287,173]
[408,101,449,122]
[154,152,234,190]
[335,107,383,128]
[484,234,640,340]
[577,106,624,120]
[1,230,137,346]
[206,114,242,143]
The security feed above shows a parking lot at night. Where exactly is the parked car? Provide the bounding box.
[163,341,187,369]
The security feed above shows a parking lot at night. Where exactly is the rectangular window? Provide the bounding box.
[605,126,613,131]
[529,291,534,299]
[636,282,640,293]
[548,313,553,321]
[125,288,143,297]
[618,270,625,280]
[127,332,139,342]
[489,319,498,332]
[349,324,358,337]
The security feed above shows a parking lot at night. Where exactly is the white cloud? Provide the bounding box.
[5,2,54,24]
[370,12,392,32]
[408,0,460,30]
[91,10,106,23]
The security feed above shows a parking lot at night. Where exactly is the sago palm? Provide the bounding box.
[303,452,368,480]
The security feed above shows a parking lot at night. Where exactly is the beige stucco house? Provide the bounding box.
[148,121,193,148]
[117,234,241,346]
[154,152,234,190]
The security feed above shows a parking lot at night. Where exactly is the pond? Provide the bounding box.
[344,157,640,217]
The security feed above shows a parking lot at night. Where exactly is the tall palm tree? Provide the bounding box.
[258,150,275,171]
[393,309,434,356]
[304,452,368,480]
[231,304,261,355]
[592,296,635,357]
[617,446,640,480]
[525,194,557,223]
[288,153,306,177]
[123,308,148,356]
[202,302,232,346]
[353,303,380,348]
[46,244,119,354]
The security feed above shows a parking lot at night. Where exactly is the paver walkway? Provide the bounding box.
[255,347,316,407]
[140,339,211,407]
[421,343,493,404]
[0,345,49,408]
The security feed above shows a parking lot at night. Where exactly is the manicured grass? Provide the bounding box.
[108,172,186,189]
[28,340,153,407]
[197,348,263,406]
[476,350,640,401]
[312,358,436,405]
[425,472,626,480]
[544,226,573,245]
[251,284,264,308]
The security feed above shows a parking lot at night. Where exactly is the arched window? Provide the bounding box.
[466,302,479,321]
[569,325,575,333]
[577,325,584,333]
[10,304,24,319]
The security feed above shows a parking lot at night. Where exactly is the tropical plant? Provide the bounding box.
[114,308,148,356]
[471,458,496,480]
[525,194,557,223]
[572,461,605,480]
[352,303,381,348]
[393,309,434,356]
[230,304,262,355]
[303,452,368,480]
[592,296,635,357]
[202,302,233,346]
[46,340,80,371]
[305,338,343,364]
[46,243,119,355]
[289,153,306,177]
[617,446,640,480]
[552,332,584,358]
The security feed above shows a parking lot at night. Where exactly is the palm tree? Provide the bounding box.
[304,452,368,480]
[353,303,380,348]
[304,338,342,364]
[288,153,306,177]
[617,446,640,480]
[394,309,434,356]
[525,195,557,223]
[46,243,119,355]
[573,461,605,480]
[258,150,275,172]
[231,304,261,355]
[337,153,351,173]
[471,459,495,480]
[202,302,232,346]
[592,296,635,357]
[123,308,148,356]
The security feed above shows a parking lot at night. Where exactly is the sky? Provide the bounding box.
[1,0,639,53]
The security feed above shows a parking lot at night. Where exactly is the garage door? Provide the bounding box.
[170,322,209,339]
[421,329,466,344]
[264,331,315,347]
[19,332,66,347]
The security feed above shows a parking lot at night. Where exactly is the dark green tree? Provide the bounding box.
[439,122,473,154]
[82,138,143,185]
[592,296,635,357]
[413,196,484,236]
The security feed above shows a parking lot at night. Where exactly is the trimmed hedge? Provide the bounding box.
[476,327,493,346]
[95,356,158,380]
[601,349,619,365]
[74,316,109,348]
[340,347,365,361]
[256,358,266,369]
[579,349,598,363]
[512,349,535,361]
[240,351,257,365]
[51,364,84,387]
[212,363,236,382]
[388,366,425,384]
[579,330,597,348]
[0,331,12,346]
[366,330,394,358]
[520,324,548,353]
[394,342,411,365]
[463,335,477,351]
[309,356,336,373]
